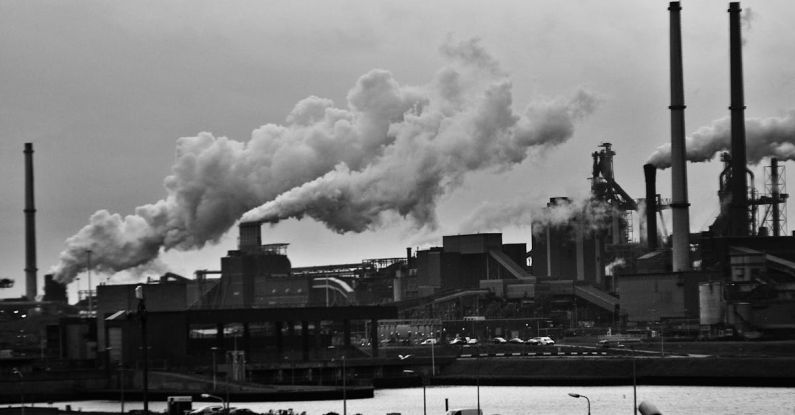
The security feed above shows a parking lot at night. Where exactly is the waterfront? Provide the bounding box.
[51,385,794,415]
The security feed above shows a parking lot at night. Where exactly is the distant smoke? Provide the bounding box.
[646,111,795,169]
[53,38,597,284]
[741,7,755,46]
[459,197,617,237]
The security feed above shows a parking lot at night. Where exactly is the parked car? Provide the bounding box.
[420,338,438,345]
[525,337,540,345]
[598,339,625,348]
[449,337,466,345]
[466,337,479,345]
[536,336,555,345]
[189,406,225,415]
[508,337,525,344]
[491,337,507,344]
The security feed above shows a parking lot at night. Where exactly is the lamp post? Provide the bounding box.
[475,345,480,414]
[210,347,219,392]
[568,393,591,415]
[119,362,126,415]
[135,285,148,415]
[200,393,226,411]
[403,370,426,415]
[12,368,23,415]
[632,349,638,415]
[342,355,347,415]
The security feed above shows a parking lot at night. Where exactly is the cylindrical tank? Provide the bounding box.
[698,282,724,325]
[393,272,403,302]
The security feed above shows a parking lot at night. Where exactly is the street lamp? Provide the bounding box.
[135,285,149,415]
[12,368,23,415]
[568,393,591,415]
[342,355,347,415]
[403,370,426,415]
[200,393,226,410]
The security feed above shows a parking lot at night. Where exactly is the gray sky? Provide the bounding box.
[2,0,795,301]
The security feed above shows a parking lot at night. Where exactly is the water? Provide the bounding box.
[52,385,794,415]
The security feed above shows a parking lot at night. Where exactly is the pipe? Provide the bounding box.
[729,2,749,236]
[24,143,37,300]
[644,164,658,250]
[669,2,691,271]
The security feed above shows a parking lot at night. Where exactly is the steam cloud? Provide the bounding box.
[646,111,795,168]
[459,197,618,237]
[53,38,597,284]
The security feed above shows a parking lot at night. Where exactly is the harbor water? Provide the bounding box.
[50,385,794,415]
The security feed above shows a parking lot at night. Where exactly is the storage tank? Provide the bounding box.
[698,282,724,325]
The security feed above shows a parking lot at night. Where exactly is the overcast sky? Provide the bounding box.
[2,0,795,301]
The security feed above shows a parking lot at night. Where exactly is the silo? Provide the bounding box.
[698,282,724,325]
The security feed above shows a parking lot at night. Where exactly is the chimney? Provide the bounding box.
[24,143,38,300]
[238,221,262,250]
[669,2,691,271]
[729,2,749,236]
[644,164,658,250]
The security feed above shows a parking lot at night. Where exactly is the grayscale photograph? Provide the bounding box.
[0,1,793,414]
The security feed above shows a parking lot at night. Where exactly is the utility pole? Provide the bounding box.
[135,285,148,415]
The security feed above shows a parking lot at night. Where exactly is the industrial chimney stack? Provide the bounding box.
[669,2,691,272]
[24,143,38,300]
[728,2,749,236]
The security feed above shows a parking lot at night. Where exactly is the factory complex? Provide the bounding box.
[1,1,794,397]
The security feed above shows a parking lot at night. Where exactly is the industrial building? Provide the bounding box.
[5,4,795,381]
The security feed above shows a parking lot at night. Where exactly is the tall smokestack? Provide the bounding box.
[729,2,749,237]
[644,163,658,251]
[24,143,38,300]
[669,2,691,272]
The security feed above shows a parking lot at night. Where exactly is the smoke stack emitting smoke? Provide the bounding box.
[646,111,795,169]
[52,39,597,284]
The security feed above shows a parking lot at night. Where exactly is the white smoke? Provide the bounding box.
[646,111,795,169]
[458,197,617,237]
[605,258,626,277]
[241,47,598,229]
[53,38,597,284]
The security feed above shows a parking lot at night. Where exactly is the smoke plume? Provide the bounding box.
[459,197,617,237]
[646,111,795,169]
[605,258,626,277]
[53,38,597,284]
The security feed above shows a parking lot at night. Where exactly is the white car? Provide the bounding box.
[420,338,438,345]
[536,336,555,345]
[508,337,525,344]
[492,337,507,344]
[189,406,224,415]
[466,337,479,345]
